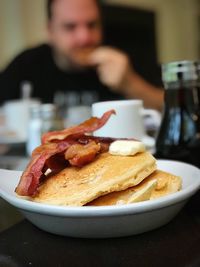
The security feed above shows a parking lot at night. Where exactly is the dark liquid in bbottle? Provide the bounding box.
[155,86,200,168]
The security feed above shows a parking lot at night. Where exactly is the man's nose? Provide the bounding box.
[76,26,94,46]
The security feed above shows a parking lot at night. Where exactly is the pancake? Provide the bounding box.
[149,170,182,199]
[88,170,182,206]
[32,151,156,206]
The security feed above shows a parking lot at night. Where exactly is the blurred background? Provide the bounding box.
[0,0,200,148]
[0,0,199,72]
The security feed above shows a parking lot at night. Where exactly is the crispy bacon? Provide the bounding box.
[15,111,116,196]
[41,109,115,144]
[65,141,101,167]
[45,153,68,173]
[15,141,74,196]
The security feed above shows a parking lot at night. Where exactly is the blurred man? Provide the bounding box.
[0,0,163,110]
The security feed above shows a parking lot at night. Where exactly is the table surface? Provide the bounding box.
[1,193,200,267]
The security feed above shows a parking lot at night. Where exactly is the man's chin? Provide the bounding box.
[53,47,96,71]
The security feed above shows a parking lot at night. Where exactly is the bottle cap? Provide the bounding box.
[41,104,57,119]
[162,60,200,85]
[30,103,41,118]
[20,81,32,100]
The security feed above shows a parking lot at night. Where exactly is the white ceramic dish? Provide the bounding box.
[0,160,200,238]
[0,128,26,144]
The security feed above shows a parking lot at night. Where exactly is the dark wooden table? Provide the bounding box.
[1,194,200,267]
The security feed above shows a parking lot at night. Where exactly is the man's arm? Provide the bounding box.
[122,71,164,111]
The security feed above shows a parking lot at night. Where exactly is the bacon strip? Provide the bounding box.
[15,110,116,196]
[65,141,101,167]
[15,141,74,196]
[41,109,115,144]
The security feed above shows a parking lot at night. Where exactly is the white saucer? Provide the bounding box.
[0,128,26,144]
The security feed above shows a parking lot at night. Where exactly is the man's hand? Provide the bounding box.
[89,46,164,111]
[89,47,132,91]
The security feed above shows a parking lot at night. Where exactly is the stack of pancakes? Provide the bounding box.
[32,151,181,206]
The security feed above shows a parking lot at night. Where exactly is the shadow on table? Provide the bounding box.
[0,198,23,233]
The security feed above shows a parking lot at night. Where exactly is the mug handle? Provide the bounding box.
[141,109,161,129]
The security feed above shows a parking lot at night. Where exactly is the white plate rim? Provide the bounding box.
[0,160,200,218]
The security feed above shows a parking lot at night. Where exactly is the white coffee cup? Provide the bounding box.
[3,99,40,140]
[64,105,91,127]
[92,100,150,140]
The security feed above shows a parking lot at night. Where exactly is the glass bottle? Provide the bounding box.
[155,60,200,168]
[26,104,42,156]
[41,104,64,134]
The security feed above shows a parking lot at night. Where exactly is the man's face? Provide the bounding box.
[48,0,103,67]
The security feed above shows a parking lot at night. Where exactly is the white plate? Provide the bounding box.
[0,160,200,238]
[0,129,26,144]
[0,136,26,145]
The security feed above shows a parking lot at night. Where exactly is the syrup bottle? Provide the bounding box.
[155,60,200,168]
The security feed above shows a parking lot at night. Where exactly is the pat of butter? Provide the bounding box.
[109,140,145,156]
